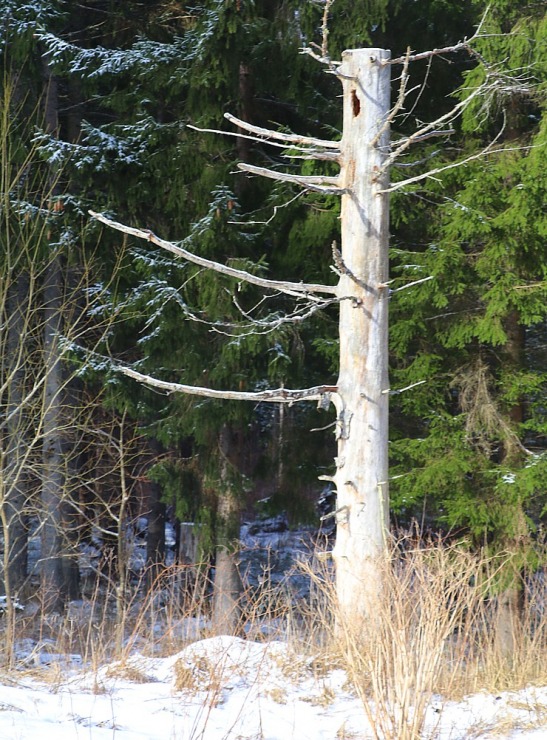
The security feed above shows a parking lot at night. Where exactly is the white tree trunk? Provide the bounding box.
[333,49,391,621]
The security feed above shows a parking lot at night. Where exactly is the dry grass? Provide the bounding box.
[300,537,547,740]
[0,536,545,740]
[458,579,547,695]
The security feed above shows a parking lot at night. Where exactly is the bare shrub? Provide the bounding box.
[310,537,498,740]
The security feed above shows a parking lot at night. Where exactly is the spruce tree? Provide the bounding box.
[388,1,546,651]
[34,1,365,617]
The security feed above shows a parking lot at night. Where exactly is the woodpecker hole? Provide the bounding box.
[351,89,361,117]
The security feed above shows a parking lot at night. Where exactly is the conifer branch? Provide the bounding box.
[89,211,337,298]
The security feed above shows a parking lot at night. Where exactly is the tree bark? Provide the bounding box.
[41,252,68,614]
[332,49,391,622]
[494,309,528,658]
[212,426,243,635]
[40,54,74,613]
[61,375,83,603]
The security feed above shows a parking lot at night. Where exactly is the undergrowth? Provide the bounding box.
[0,536,545,740]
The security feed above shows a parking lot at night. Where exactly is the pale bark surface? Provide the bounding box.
[332,49,391,620]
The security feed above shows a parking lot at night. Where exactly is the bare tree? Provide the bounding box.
[89,21,524,624]
[0,82,131,666]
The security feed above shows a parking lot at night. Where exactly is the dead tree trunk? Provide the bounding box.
[90,47,393,627]
[332,49,391,621]
[92,33,516,630]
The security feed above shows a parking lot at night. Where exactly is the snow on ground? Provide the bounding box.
[0,635,546,739]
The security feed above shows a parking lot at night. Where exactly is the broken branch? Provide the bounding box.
[118,365,338,404]
[237,163,342,194]
[224,112,340,150]
[89,211,337,298]
[371,47,411,148]
[377,122,510,194]
[187,124,318,153]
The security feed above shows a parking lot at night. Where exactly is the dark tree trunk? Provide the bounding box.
[494,309,528,658]
[212,425,243,635]
[41,252,68,614]
[61,376,83,602]
[40,53,77,613]
[234,61,255,198]
[145,440,166,591]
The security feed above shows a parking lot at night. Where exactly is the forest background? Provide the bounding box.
[0,0,545,644]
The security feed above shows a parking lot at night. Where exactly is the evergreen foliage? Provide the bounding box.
[389,1,546,554]
[1,0,544,597]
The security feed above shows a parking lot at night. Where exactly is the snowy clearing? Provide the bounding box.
[0,635,546,739]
